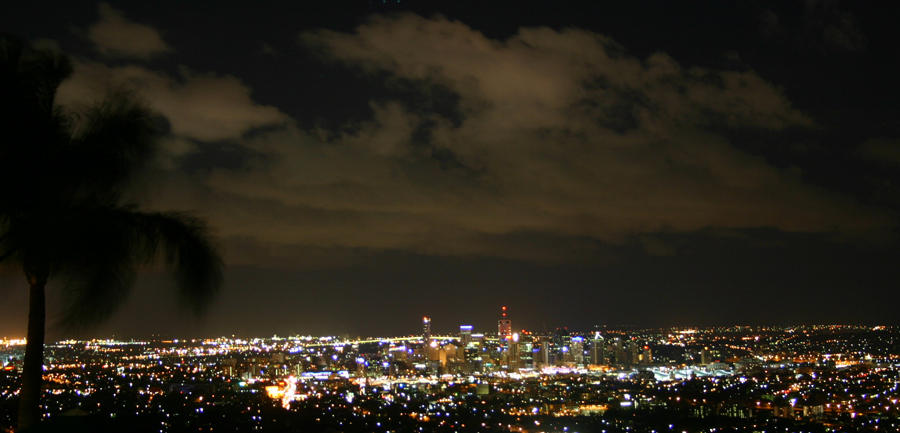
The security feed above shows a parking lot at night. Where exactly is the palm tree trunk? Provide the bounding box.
[17,274,46,431]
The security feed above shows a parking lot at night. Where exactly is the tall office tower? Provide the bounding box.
[641,345,653,365]
[458,325,473,360]
[497,306,512,342]
[591,333,604,365]
[540,339,550,367]
[530,336,542,368]
[508,332,520,370]
[571,336,584,365]
[519,335,534,369]
[701,346,710,365]
[613,338,627,366]
[423,316,432,342]
[459,325,473,347]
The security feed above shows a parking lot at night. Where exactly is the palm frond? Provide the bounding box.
[0,34,72,115]
[56,246,138,329]
[52,206,222,327]
[52,206,143,328]
[132,211,224,314]
[66,91,163,203]
[1,35,222,329]
[0,36,74,212]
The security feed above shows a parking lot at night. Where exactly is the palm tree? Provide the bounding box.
[0,36,223,431]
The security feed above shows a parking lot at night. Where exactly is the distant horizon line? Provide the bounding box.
[1,323,893,343]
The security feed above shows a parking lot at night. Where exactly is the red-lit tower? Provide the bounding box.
[498,305,512,342]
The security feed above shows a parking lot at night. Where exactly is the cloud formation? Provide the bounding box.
[57,62,288,142]
[50,13,884,265]
[127,14,883,264]
[88,3,171,59]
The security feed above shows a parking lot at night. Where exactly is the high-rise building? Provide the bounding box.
[508,332,520,370]
[459,325,473,347]
[591,333,604,365]
[458,325,473,361]
[519,334,534,369]
[539,339,550,367]
[612,338,628,366]
[629,341,640,367]
[498,306,512,342]
[571,336,584,366]
[423,316,432,342]
[641,345,653,365]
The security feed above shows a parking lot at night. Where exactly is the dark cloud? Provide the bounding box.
[88,3,171,59]
[145,15,879,262]
[57,61,288,142]
[77,14,881,266]
[27,13,893,266]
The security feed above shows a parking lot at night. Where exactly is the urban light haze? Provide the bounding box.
[2,1,900,339]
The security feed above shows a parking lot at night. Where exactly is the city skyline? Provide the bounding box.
[4,322,898,432]
[4,2,900,431]
[2,1,900,337]
[0,302,893,341]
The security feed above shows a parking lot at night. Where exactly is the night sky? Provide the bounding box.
[2,1,899,338]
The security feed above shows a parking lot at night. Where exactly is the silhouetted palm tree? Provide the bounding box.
[0,35,223,431]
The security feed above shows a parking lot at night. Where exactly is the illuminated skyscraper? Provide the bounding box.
[459,325,473,347]
[423,316,432,342]
[457,325,473,362]
[641,345,653,365]
[612,338,627,366]
[497,306,512,342]
[539,339,550,366]
[591,333,604,365]
[508,332,520,369]
[571,336,584,366]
